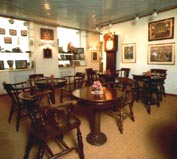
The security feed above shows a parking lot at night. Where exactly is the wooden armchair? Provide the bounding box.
[132,74,160,114]
[85,68,96,86]
[102,78,135,133]
[150,69,167,100]
[2,81,35,131]
[19,90,84,159]
[60,73,85,103]
[116,68,130,78]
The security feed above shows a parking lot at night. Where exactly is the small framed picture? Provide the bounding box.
[0,28,5,34]
[21,30,27,36]
[91,50,99,62]
[122,43,136,63]
[0,61,4,70]
[147,43,175,65]
[9,29,17,36]
[40,28,54,40]
[4,37,12,44]
[43,48,52,58]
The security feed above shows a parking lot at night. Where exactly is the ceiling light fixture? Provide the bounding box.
[152,10,158,18]
[135,16,140,22]
[109,22,112,28]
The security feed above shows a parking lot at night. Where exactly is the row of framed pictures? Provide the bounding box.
[0,28,27,36]
[90,41,175,65]
[122,42,175,65]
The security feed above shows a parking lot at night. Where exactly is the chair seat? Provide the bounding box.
[31,107,81,140]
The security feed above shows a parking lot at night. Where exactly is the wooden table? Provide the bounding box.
[35,78,67,104]
[72,86,122,146]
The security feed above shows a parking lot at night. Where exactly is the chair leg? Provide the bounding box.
[16,105,22,131]
[118,108,123,134]
[24,134,35,159]
[129,103,135,121]
[60,90,63,103]
[8,104,15,123]
[76,127,84,159]
[37,143,44,159]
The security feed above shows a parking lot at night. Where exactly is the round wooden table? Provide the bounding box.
[72,86,122,146]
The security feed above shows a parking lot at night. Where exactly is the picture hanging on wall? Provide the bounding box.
[0,61,4,70]
[147,43,175,65]
[122,43,136,63]
[21,30,27,36]
[4,37,12,44]
[9,29,17,36]
[0,28,5,34]
[43,48,52,58]
[148,17,174,41]
[40,28,54,40]
[91,50,99,62]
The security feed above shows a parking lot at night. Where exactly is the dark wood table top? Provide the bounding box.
[72,86,122,109]
[35,78,67,89]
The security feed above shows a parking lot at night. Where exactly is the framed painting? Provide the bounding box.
[4,37,12,44]
[148,17,174,41]
[91,50,99,62]
[0,28,5,34]
[40,28,54,40]
[147,43,175,65]
[122,43,136,63]
[21,30,27,36]
[9,29,17,36]
[0,61,4,70]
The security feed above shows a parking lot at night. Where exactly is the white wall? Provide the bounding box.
[29,23,59,77]
[103,8,177,95]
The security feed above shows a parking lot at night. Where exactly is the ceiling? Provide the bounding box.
[0,0,177,32]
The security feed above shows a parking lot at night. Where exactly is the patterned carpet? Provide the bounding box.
[0,93,177,159]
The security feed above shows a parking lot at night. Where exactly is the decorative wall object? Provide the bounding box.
[9,29,17,36]
[147,43,175,65]
[0,61,4,70]
[4,37,12,44]
[0,28,5,34]
[43,48,52,58]
[122,43,136,63]
[148,17,174,41]
[40,28,54,40]
[15,60,28,69]
[21,30,27,36]
[91,50,99,62]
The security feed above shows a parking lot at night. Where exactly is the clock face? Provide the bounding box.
[106,39,114,51]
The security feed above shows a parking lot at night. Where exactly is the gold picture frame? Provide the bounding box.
[148,17,174,41]
[21,30,27,36]
[122,43,136,63]
[91,50,99,62]
[147,43,175,65]
[9,29,17,36]
[40,28,54,40]
[4,37,12,44]
[0,28,5,34]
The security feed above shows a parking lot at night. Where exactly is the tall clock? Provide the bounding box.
[103,32,118,72]
[104,32,118,52]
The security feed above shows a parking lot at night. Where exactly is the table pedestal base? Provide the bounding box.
[86,132,107,146]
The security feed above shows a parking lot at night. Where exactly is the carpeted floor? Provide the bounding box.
[0,92,177,159]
